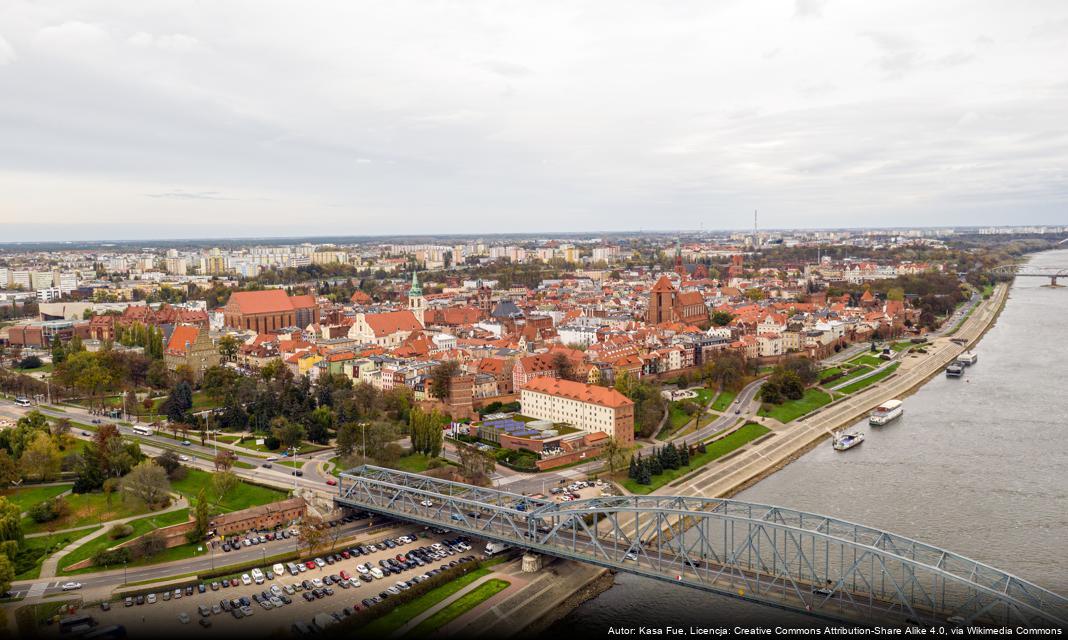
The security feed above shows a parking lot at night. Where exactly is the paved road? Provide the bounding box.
[9,515,392,598]
[0,400,334,497]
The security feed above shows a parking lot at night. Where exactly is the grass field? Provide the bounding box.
[624,422,771,494]
[360,567,494,635]
[58,509,191,575]
[667,403,695,431]
[170,468,288,515]
[692,387,714,405]
[2,484,72,512]
[759,388,832,424]
[21,491,153,535]
[818,367,842,382]
[831,365,874,386]
[392,453,447,473]
[838,363,901,394]
[409,578,511,636]
[710,390,737,412]
[849,354,885,367]
[15,529,99,580]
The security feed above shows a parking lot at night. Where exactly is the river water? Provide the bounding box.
[556,248,1068,632]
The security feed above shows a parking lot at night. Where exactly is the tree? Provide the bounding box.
[409,408,445,457]
[710,311,734,327]
[0,451,19,487]
[271,417,306,450]
[217,335,240,362]
[155,450,183,479]
[213,450,236,472]
[0,497,22,559]
[335,423,359,460]
[212,470,238,500]
[20,432,61,481]
[188,488,211,543]
[305,406,334,444]
[781,357,819,387]
[163,381,194,424]
[120,460,171,509]
[603,437,627,475]
[298,514,326,553]
[552,352,575,382]
[0,554,14,598]
[429,360,460,401]
[17,355,42,370]
[456,442,495,486]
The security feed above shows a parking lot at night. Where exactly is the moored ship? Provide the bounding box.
[869,399,903,426]
[946,363,964,378]
[832,430,864,451]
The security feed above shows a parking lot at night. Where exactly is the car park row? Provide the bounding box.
[102,526,481,633]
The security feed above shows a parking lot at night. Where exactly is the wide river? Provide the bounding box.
[557,248,1068,631]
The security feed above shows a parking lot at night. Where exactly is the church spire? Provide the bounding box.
[409,270,422,297]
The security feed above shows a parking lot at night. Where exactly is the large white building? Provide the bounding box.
[520,377,634,445]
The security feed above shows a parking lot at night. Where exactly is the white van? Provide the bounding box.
[484,542,511,556]
[251,568,265,584]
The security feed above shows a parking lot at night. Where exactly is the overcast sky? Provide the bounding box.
[1,1,1066,241]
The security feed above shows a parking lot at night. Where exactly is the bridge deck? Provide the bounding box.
[335,466,1067,628]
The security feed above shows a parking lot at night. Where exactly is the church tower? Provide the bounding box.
[408,270,426,327]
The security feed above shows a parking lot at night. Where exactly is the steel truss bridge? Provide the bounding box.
[994,265,1068,286]
[335,466,1067,628]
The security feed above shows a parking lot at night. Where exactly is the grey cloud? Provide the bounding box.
[480,59,533,78]
[794,0,828,19]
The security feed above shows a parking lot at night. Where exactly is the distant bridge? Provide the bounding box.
[335,466,1067,628]
[994,265,1068,286]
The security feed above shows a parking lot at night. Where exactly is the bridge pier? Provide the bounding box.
[521,553,543,573]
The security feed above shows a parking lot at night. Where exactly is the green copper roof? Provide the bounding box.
[409,270,422,297]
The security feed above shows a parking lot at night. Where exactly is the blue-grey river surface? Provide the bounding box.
[556,249,1068,631]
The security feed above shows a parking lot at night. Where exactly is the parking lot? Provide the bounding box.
[547,478,616,502]
[61,522,487,637]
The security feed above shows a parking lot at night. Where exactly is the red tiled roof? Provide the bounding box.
[165,325,200,355]
[364,310,423,337]
[227,290,296,315]
[524,377,633,409]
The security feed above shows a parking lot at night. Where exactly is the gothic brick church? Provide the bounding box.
[646,275,709,327]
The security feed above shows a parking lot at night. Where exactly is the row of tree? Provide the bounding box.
[627,442,692,485]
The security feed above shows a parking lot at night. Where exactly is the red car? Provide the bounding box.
[339,570,350,580]
[325,479,337,486]
[340,551,350,559]
[305,560,316,570]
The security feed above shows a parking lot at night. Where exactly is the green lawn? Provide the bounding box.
[759,388,832,424]
[409,579,511,636]
[170,467,288,514]
[392,453,447,473]
[624,422,771,494]
[890,341,912,352]
[14,529,99,580]
[361,567,493,635]
[849,354,885,367]
[818,367,842,382]
[230,438,329,455]
[692,388,714,405]
[667,403,695,431]
[21,491,153,535]
[2,484,72,512]
[710,390,737,412]
[57,509,191,575]
[838,363,901,394]
[832,365,874,385]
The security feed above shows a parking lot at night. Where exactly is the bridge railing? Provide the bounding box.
[336,465,1068,628]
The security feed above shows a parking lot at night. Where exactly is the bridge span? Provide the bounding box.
[994,265,1068,286]
[335,465,1067,629]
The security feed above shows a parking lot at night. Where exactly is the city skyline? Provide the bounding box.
[2,0,1068,241]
